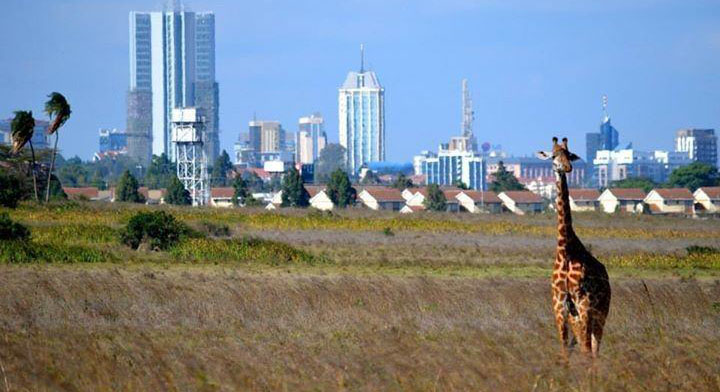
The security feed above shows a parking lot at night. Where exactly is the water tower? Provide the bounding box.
[171,108,209,206]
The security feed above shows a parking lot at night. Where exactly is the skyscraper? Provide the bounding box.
[338,45,385,173]
[675,128,717,167]
[585,95,619,162]
[296,113,327,164]
[128,5,219,163]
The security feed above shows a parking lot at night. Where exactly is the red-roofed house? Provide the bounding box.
[694,186,720,214]
[358,187,405,211]
[307,186,335,211]
[210,187,235,208]
[404,187,460,212]
[597,188,646,213]
[568,189,600,212]
[455,191,503,213]
[138,187,166,205]
[63,187,100,200]
[498,191,545,215]
[643,188,694,215]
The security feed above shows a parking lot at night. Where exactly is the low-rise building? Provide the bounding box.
[498,191,545,215]
[693,186,720,214]
[138,187,166,205]
[357,187,405,211]
[455,190,503,213]
[307,186,334,211]
[210,187,235,208]
[643,188,694,215]
[404,188,460,212]
[63,187,100,201]
[597,188,646,213]
[568,189,600,212]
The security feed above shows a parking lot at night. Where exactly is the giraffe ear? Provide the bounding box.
[536,151,553,160]
[568,153,580,162]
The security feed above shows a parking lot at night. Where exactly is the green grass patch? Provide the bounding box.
[0,240,116,264]
[170,237,322,266]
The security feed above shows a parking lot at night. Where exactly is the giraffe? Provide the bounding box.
[537,137,611,358]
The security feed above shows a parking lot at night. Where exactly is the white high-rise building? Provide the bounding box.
[129,5,219,162]
[296,114,327,164]
[338,45,385,173]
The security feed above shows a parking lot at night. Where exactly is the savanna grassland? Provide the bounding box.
[1,202,719,391]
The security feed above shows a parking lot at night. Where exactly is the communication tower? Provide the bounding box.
[171,108,209,206]
[461,79,478,151]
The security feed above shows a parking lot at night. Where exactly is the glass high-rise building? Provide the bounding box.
[338,48,385,173]
[128,7,219,163]
[296,113,327,164]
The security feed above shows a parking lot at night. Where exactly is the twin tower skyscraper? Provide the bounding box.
[127,4,219,166]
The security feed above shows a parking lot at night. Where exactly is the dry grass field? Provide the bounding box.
[1,202,719,390]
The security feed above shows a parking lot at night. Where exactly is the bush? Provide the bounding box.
[120,211,191,251]
[0,212,30,241]
[686,245,720,255]
[0,170,29,208]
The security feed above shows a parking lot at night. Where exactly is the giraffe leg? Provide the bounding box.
[569,305,591,354]
[552,292,571,357]
[590,314,606,358]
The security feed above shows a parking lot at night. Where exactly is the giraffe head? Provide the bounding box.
[536,137,580,173]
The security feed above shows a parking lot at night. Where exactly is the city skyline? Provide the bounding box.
[1,0,718,162]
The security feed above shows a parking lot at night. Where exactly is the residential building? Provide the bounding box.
[593,149,691,187]
[339,46,385,173]
[129,7,219,162]
[357,187,404,211]
[643,188,694,215]
[413,150,436,175]
[296,114,327,164]
[99,128,127,153]
[0,118,50,149]
[675,128,717,167]
[597,188,646,213]
[486,157,586,188]
[235,120,288,168]
[307,186,335,211]
[693,187,720,214]
[568,189,600,212]
[424,145,486,190]
[403,188,460,212]
[455,190,503,213]
[210,187,235,208]
[497,191,545,215]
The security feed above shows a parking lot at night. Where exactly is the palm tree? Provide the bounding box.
[44,92,72,202]
[10,110,38,201]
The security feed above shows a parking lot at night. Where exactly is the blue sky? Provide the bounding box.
[1,0,718,161]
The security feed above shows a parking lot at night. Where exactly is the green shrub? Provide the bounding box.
[196,221,231,237]
[382,227,395,237]
[0,212,30,241]
[0,170,29,208]
[686,245,720,255]
[120,211,192,251]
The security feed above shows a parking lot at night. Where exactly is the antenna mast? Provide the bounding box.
[602,94,608,121]
[461,79,477,151]
[360,43,365,73]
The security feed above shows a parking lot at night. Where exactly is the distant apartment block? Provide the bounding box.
[339,47,385,173]
[296,114,327,164]
[128,8,219,163]
[99,128,127,153]
[235,120,293,169]
[486,156,586,188]
[675,128,717,167]
[424,146,486,191]
[593,149,691,188]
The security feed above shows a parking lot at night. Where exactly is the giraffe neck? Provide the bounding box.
[556,171,573,248]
